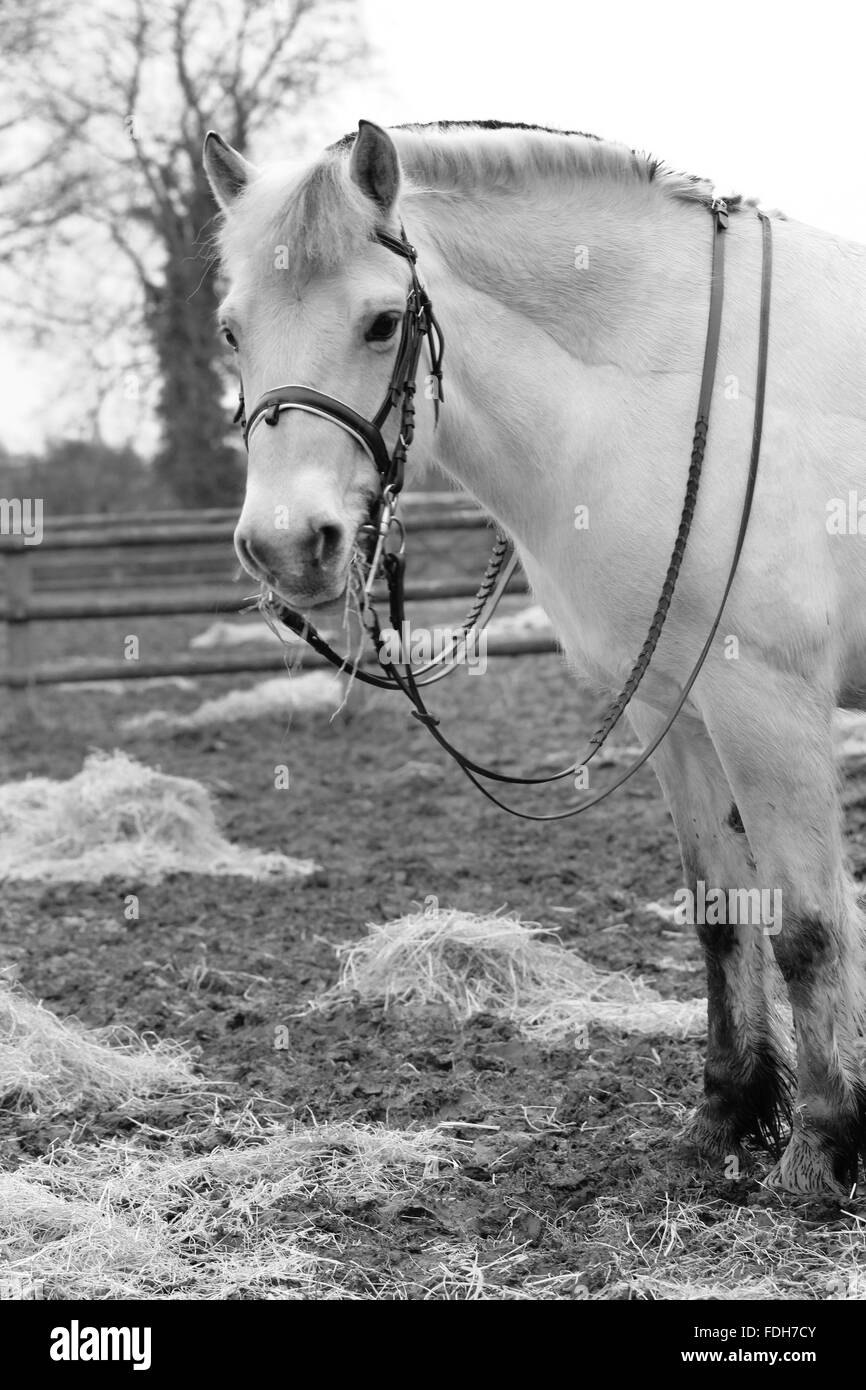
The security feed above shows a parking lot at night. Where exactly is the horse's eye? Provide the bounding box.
[365,312,400,343]
[222,326,238,351]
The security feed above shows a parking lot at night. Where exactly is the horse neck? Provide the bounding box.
[409,178,717,553]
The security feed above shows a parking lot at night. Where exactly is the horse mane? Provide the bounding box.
[338,120,729,208]
[219,121,743,279]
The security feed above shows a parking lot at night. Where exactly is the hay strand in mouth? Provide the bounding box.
[255,547,378,717]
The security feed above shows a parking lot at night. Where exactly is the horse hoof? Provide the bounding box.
[766,1132,849,1198]
[682,1106,742,1164]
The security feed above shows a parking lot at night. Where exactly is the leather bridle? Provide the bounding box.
[235,226,444,602]
[232,199,773,820]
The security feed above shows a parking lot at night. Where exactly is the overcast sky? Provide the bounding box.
[4,0,865,454]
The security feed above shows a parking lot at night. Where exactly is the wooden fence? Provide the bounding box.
[0,495,556,688]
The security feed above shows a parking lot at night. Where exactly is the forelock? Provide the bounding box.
[217,151,382,286]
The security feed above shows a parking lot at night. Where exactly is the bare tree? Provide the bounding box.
[0,0,90,259]
[0,0,366,504]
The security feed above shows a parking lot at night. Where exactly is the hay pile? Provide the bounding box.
[486,603,554,640]
[314,905,706,1041]
[189,618,292,650]
[0,1117,459,1300]
[0,750,318,883]
[0,981,196,1111]
[56,675,197,695]
[4,1092,864,1300]
[122,670,343,735]
[189,617,344,651]
[589,1194,866,1300]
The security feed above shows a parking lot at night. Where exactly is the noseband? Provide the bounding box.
[230,199,773,821]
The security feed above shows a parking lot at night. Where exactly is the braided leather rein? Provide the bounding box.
[235,199,773,819]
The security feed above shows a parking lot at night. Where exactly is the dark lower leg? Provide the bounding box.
[770,913,866,1191]
[691,915,792,1157]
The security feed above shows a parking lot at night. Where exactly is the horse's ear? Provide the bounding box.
[349,120,400,213]
[203,132,256,211]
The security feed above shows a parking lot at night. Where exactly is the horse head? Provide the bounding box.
[205,120,437,610]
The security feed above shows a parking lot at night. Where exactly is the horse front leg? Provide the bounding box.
[628,702,793,1163]
[701,668,866,1195]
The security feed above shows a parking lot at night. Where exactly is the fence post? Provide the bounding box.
[3,537,33,694]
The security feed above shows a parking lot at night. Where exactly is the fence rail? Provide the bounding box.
[37,494,464,530]
[2,507,487,553]
[1,495,555,689]
[20,631,558,687]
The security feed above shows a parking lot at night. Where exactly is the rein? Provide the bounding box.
[234,201,773,818]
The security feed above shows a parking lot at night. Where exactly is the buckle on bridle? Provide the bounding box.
[385,516,405,558]
[362,489,404,597]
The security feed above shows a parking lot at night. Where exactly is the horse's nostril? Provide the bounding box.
[236,535,254,570]
[237,519,343,587]
[237,535,271,582]
[310,521,343,569]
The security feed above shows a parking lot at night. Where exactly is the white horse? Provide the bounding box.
[204,119,866,1196]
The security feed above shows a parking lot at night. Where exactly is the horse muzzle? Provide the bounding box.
[234,512,350,609]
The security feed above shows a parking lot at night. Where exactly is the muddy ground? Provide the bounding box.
[3,608,866,1299]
